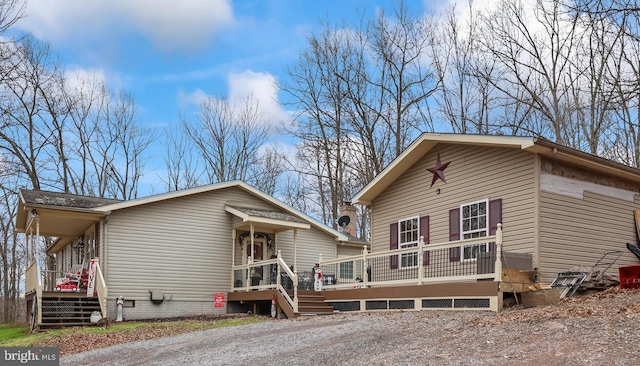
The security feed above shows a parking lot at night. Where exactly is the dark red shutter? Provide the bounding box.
[488,199,502,252]
[390,222,398,269]
[449,208,461,262]
[421,215,430,265]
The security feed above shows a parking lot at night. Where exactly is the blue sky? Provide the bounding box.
[12,0,457,195]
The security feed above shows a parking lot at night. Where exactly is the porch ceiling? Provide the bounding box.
[225,205,311,233]
[17,206,104,237]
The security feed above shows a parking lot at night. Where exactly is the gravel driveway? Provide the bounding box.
[61,290,640,366]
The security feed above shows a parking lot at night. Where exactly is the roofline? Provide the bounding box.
[353,133,640,205]
[224,205,311,230]
[16,190,109,233]
[96,180,348,241]
[353,133,536,205]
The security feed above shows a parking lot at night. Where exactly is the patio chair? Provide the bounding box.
[55,262,85,292]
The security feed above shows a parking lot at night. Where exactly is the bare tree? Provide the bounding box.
[182,95,271,187]
[104,92,154,200]
[369,2,440,156]
[478,0,581,146]
[0,178,22,323]
[162,124,202,192]
[282,1,440,231]
[250,146,286,196]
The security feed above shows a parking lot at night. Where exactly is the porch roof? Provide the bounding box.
[225,205,311,233]
[16,189,116,239]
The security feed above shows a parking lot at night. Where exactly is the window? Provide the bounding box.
[340,261,353,279]
[399,217,419,268]
[461,200,488,261]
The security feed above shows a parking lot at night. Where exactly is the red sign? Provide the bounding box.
[214,292,225,308]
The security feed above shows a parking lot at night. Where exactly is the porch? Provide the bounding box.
[229,224,513,316]
[25,258,109,329]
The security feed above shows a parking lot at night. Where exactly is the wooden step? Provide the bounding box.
[39,295,101,327]
[296,290,334,315]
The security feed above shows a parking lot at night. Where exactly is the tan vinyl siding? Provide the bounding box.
[338,245,364,258]
[371,144,537,260]
[107,186,287,302]
[538,190,640,282]
[275,228,337,274]
[105,185,339,318]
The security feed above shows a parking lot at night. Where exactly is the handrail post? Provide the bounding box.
[494,223,503,282]
[293,271,299,313]
[418,236,424,285]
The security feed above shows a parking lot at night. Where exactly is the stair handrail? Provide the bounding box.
[277,251,298,313]
[92,260,109,318]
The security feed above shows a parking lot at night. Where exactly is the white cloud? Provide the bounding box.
[177,88,209,109]
[227,70,289,126]
[17,0,235,52]
[177,70,289,126]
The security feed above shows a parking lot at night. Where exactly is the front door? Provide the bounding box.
[245,238,265,262]
[244,238,266,285]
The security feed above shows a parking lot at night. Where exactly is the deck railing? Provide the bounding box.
[39,260,109,317]
[26,262,38,294]
[26,260,44,328]
[320,224,503,290]
[231,250,299,312]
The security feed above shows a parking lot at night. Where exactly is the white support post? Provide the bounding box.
[246,256,252,292]
[276,250,282,288]
[231,229,236,290]
[494,223,503,282]
[362,245,368,287]
[293,229,298,313]
[250,224,255,262]
[418,236,425,285]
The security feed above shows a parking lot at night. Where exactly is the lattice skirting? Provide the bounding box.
[42,300,78,317]
[329,296,499,312]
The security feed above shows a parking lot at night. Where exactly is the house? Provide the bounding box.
[351,133,640,286]
[17,181,353,328]
[20,133,640,327]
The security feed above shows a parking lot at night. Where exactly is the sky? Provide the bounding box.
[12,0,466,195]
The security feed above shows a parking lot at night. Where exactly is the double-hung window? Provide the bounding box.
[339,261,354,280]
[461,200,488,261]
[399,216,419,268]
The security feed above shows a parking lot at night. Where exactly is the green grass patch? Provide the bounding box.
[0,325,77,347]
[0,324,30,345]
[2,316,267,347]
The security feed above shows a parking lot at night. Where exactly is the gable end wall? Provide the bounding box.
[370,143,537,263]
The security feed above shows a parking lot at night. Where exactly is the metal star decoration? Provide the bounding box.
[427,153,451,187]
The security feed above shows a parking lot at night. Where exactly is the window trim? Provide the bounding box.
[460,199,489,262]
[398,216,419,269]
